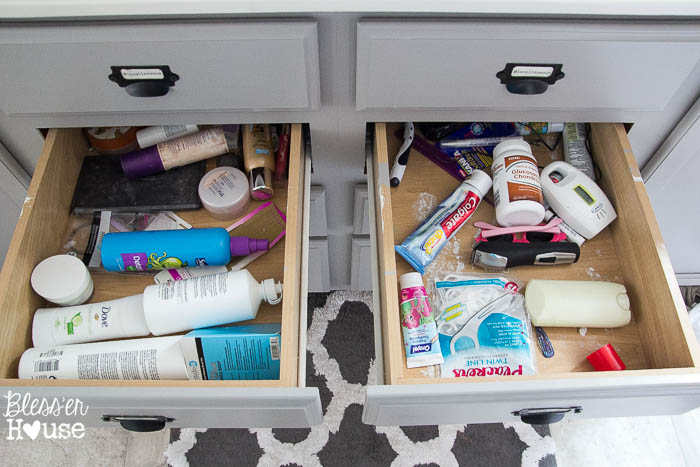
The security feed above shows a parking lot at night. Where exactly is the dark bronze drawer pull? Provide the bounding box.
[512,406,582,424]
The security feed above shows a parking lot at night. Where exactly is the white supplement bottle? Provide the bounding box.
[491,138,545,226]
[142,269,283,336]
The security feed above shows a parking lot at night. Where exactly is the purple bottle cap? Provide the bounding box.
[229,237,270,257]
[120,146,165,179]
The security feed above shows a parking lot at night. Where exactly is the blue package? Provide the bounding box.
[439,122,559,175]
[180,324,281,380]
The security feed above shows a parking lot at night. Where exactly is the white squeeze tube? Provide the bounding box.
[143,269,283,336]
[18,336,187,380]
[136,125,200,148]
[32,294,149,348]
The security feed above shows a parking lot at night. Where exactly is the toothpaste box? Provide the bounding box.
[180,324,281,380]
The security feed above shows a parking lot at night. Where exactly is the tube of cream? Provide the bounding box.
[542,200,586,246]
[32,294,150,348]
[18,336,188,380]
[136,125,200,148]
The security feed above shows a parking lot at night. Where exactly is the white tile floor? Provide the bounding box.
[550,408,700,467]
[0,427,168,467]
[1,409,699,466]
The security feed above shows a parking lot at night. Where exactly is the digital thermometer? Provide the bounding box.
[540,161,617,239]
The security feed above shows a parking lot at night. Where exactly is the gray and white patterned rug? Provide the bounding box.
[165,291,557,467]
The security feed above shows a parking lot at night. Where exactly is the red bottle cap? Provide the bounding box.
[586,343,626,371]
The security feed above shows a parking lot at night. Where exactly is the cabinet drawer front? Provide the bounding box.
[2,386,321,428]
[0,124,321,428]
[357,20,700,113]
[364,374,700,425]
[0,21,320,116]
[364,122,700,425]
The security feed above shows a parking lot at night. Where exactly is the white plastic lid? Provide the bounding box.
[548,122,565,133]
[399,272,424,290]
[464,169,493,197]
[493,137,533,160]
[198,167,250,221]
[31,255,93,306]
[262,279,283,305]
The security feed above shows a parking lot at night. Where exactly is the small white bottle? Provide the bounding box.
[491,138,545,226]
[32,294,150,348]
[143,269,283,336]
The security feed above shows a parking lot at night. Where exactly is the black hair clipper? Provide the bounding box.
[471,233,580,271]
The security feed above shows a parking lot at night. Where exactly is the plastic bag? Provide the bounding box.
[434,273,537,378]
[61,211,190,269]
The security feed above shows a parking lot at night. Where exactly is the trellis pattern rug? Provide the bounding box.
[166,291,557,467]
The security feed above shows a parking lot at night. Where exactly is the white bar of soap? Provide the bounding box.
[525,279,631,328]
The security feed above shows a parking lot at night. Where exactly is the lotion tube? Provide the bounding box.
[32,294,150,348]
[18,336,187,380]
[143,269,282,336]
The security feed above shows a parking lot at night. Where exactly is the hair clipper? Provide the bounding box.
[470,220,580,271]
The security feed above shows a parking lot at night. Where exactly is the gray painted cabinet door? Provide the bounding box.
[0,21,320,116]
[645,112,700,281]
[357,20,700,116]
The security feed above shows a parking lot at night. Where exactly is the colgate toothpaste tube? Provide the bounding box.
[396,170,492,274]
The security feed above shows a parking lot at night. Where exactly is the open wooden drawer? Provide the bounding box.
[0,124,321,429]
[364,122,700,426]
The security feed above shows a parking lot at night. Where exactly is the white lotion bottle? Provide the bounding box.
[18,336,187,380]
[32,294,150,348]
[143,269,283,336]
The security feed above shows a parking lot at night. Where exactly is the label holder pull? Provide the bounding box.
[108,65,179,97]
[496,63,565,95]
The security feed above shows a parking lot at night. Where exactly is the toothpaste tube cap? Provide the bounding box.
[466,169,493,198]
[399,272,424,290]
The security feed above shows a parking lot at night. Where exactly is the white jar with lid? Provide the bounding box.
[30,254,94,306]
[198,166,250,220]
[491,138,545,226]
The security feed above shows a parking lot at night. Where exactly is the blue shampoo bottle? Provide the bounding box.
[100,228,269,271]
